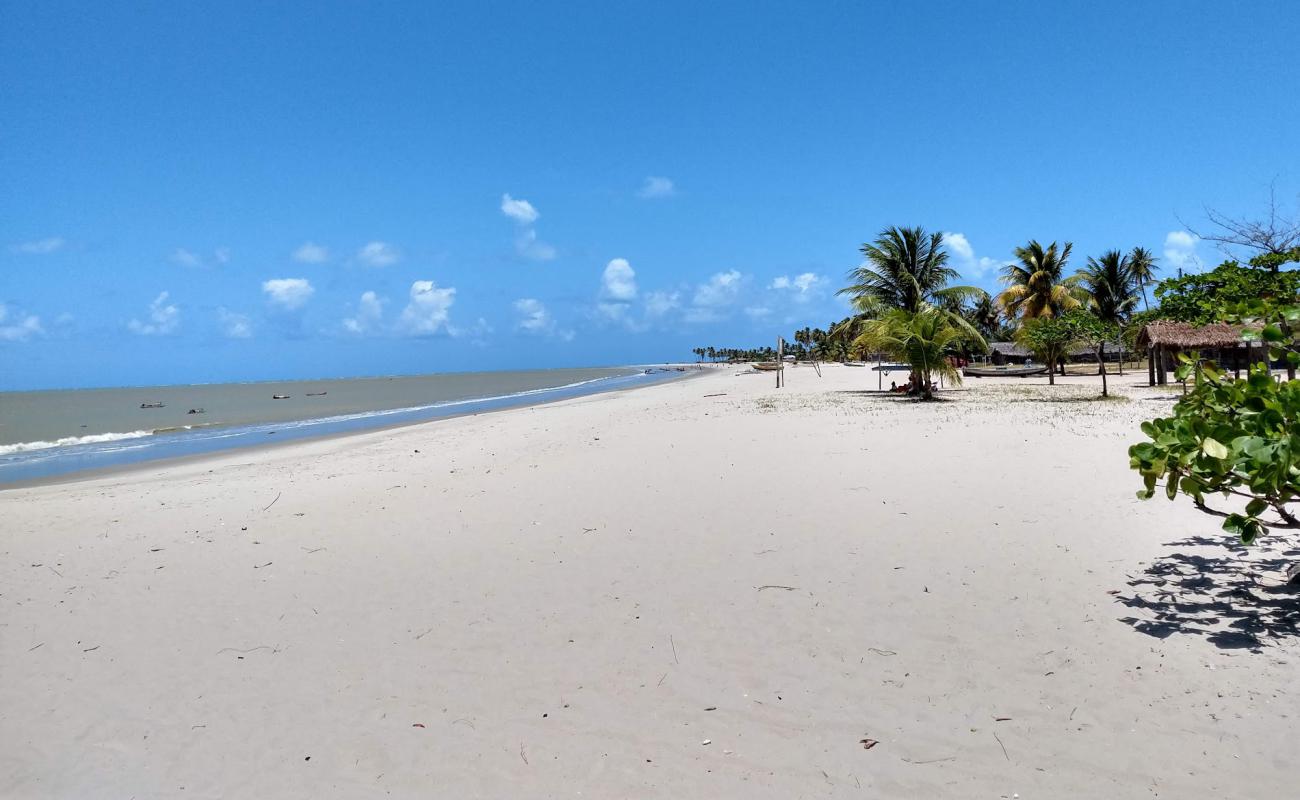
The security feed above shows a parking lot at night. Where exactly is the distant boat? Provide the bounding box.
[272,394,291,400]
[752,362,781,372]
[139,402,164,409]
[870,364,912,372]
[186,408,205,415]
[963,364,1048,378]
[306,391,327,396]
[843,362,867,367]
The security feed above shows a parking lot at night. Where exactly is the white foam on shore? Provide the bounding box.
[0,430,154,455]
[0,373,638,460]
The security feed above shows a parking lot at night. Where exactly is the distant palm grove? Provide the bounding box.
[693,216,1300,400]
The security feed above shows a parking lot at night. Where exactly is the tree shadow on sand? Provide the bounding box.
[1117,534,1300,651]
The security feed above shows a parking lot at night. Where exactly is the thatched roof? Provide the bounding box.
[989,341,1030,357]
[990,340,1125,358]
[1136,321,1247,349]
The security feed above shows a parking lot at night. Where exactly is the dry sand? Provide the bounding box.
[2,364,1296,798]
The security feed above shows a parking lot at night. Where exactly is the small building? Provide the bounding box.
[986,340,1127,366]
[1136,321,1250,386]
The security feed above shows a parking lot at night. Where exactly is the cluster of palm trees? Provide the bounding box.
[832,226,1157,399]
[691,346,779,362]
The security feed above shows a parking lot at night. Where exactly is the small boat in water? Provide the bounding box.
[140,402,164,409]
[187,408,205,415]
[272,394,291,400]
[306,391,327,396]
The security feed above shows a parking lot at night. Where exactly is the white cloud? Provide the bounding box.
[171,247,230,268]
[217,308,252,339]
[515,228,557,261]
[343,290,385,334]
[293,242,330,264]
[397,280,456,336]
[514,298,557,335]
[0,303,44,341]
[942,232,1007,278]
[601,258,638,301]
[501,193,555,260]
[1164,230,1201,272]
[262,278,315,310]
[644,290,680,317]
[693,269,743,307]
[357,241,400,267]
[500,193,540,225]
[170,248,202,268]
[744,306,772,319]
[770,272,825,299]
[10,237,64,255]
[128,291,180,335]
[637,176,675,199]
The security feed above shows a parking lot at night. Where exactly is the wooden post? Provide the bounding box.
[1147,345,1156,386]
[776,337,784,389]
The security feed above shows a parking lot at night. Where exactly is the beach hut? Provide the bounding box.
[1136,321,1249,386]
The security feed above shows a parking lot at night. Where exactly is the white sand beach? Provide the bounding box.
[2,364,1296,798]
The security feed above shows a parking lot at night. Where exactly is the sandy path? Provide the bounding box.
[2,365,1295,798]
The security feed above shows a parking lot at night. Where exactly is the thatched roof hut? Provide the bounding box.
[1136,321,1246,350]
[1137,321,1251,385]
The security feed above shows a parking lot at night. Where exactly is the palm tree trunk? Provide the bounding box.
[1098,342,1108,397]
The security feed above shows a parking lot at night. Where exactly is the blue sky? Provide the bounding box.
[2,1,1298,389]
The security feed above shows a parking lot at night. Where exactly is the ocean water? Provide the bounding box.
[0,366,691,484]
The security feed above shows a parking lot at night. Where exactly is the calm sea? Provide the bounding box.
[0,366,691,484]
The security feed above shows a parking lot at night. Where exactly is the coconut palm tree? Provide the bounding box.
[839,226,983,314]
[1077,250,1139,324]
[851,307,985,400]
[965,294,1003,341]
[1075,250,1140,375]
[1128,246,1159,310]
[997,240,1081,320]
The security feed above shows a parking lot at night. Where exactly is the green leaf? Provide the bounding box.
[1201,438,1229,459]
[1245,498,1268,516]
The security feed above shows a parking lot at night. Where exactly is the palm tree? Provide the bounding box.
[998,240,1081,320]
[839,226,983,314]
[1076,250,1140,375]
[1077,251,1139,323]
[1128,246,1159,311]
[965,294,1002,342]
[851,307,985,400]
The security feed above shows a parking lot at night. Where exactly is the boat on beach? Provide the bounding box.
[963,364,1048,377]
[752,362,781,371]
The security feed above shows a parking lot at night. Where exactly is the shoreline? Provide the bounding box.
[0,366,709,490]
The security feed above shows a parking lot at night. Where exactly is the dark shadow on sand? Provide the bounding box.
[1116,533,1300,651]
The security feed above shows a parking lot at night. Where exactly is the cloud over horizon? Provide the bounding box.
[1164,230,1201,272]
[293,242,330,264]
[501,193,555,261]
[357,241,400,267]
[397,280,456,336]
[128,291,180,335]
[262,278,315,310]
[343,290,385,334]
[0,302,45,341]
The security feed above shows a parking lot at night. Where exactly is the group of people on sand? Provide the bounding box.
[889,380,912,394]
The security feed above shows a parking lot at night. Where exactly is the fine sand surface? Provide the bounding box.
[2,364,1296,798]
